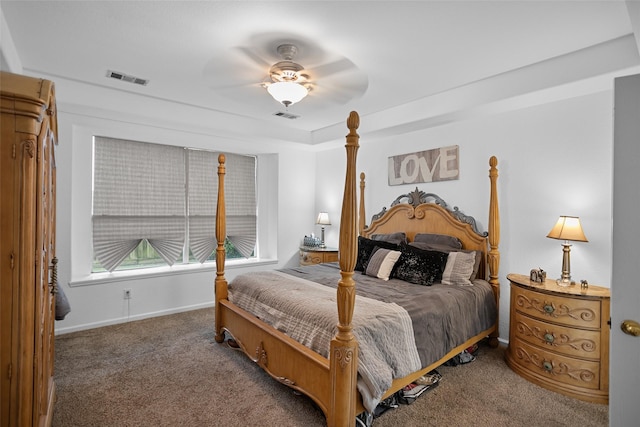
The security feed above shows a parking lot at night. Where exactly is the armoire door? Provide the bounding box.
[33,121,57,425]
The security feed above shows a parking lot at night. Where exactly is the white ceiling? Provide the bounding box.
[1,1,639,144]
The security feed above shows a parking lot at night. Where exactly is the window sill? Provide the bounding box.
[69,258,278,287]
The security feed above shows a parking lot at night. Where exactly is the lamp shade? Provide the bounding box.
[316,212,331,226]
[547,216,588,242]
[267,81,309,107]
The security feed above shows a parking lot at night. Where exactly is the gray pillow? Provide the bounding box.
[409,242,482,281]
[441,251,477,286]
[364,247,402,280]
[355,236,400,272]
[413,233,462,249]
[371,232,408,245]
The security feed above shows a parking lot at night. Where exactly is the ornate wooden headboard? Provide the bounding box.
[360,187,489,280]
[358,156,500,286]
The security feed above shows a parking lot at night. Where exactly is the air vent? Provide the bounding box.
[273,111,300,120]
[106,70,149,86]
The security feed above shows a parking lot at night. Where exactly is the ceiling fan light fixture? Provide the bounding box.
[266,81,309,107]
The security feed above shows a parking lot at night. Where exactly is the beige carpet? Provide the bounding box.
[53,307,608,427]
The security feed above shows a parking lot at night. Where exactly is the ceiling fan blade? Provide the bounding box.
[202,51,268,90]
[310,57,357,79]
[311,74,369,105]
[236,46,272,69]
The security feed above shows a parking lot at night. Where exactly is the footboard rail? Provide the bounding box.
[218,300,332,415]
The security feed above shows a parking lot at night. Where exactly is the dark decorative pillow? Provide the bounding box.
[393,243,449,286]
[413,233,462,249]
[355,236,400,272]
[409,242,482,280]
[364,247,402,280]
[371,232,408,245]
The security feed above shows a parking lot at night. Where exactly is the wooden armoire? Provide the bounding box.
[1,71,58,427]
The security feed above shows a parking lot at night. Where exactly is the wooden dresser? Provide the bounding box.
[505,273,610,404]
[1,72,58,427]
[299,246,339,266]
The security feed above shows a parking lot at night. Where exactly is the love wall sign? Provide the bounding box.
[388,145,459,186]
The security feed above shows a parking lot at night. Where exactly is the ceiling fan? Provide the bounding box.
[203,35,368,110]
[262,44,312,107]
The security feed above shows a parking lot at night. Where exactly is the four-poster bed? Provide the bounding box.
[214,111,500,426]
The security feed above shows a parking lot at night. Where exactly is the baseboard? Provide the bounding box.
[54,301,215,335]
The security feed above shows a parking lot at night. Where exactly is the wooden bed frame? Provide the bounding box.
[214,111,500,426]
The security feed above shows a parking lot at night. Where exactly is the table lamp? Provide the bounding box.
[316,212,331,248]
[546,215,588,287]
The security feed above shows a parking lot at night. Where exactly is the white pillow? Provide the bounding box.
[365,248,402,281]
[441,251,476,286]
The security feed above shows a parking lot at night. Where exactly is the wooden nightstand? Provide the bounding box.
[505,273,610,404]
[299,246,338,266]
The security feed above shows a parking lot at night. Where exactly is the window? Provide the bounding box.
[92,137,256,272]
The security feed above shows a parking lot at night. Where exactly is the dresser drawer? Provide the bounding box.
[512,286,602,329]
[299,248,338,266]
[509,337,602,391]
[300,250,322,265]
[324,251,338,263]
[512,311,602,360]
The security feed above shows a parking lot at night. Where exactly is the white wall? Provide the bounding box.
[51,80,617,343]
[54,100,318,334]
[316,90,614,342]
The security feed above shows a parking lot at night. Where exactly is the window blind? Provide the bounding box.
[187,149,218,263]
[222,153,257,258]
[93,137,257,271]
[187,151,257,261]
[93,137,186,271]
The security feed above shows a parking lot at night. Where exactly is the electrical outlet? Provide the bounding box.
[124,289,132,299]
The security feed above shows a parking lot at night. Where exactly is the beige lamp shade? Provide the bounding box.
[316,212,331,226]
[547,216,588,242]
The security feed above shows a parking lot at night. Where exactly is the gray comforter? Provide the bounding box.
[228,262,497,413]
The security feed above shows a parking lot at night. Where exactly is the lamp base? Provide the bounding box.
[556,241,575,287]
[556,278,575,287]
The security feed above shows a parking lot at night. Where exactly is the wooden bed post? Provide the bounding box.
[487,156,500,346]
[214,154,228,343]
[358,172,366,236]
[329,112,360,427]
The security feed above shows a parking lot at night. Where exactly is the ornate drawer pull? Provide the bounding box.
[543,304,555,314]
[542,361,553,372]
[544,333,555,343]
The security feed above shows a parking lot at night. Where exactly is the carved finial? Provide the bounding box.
[347,111,360,132]
[360,172,365,180]
[490,156,497,168]
[218,153,226,164]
